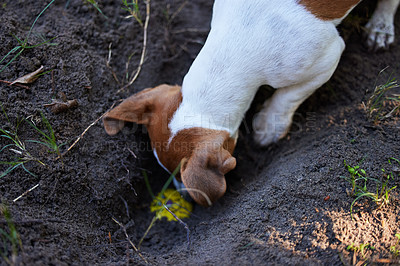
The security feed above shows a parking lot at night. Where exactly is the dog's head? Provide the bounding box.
[103,84,237,206]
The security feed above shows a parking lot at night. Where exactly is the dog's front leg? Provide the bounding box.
[364,0,400,51]
[253,35,345,147]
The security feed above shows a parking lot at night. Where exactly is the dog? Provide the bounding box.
[103,0,399,206]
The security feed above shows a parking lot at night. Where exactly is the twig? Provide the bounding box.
[118,0,151,93]
[169,1,188,23]
[137,215,157,249]
[59,101,119,158]
[112,217,149,264]
[106,43,121,85]
[0,79,30,90]
[119,196,130,219]
[127,147,137,159]
[163,204,191,250]
[13,183,40,202]
[51,70,55,95]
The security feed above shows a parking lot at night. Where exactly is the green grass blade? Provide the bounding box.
[389,157,400,165]
[143,170,155,199]
[27,120,53,145]
[85,0,108,19]
[40,112,55,142]
[0,48,24,73]
[0,144,16,153]
[24,0,56,44]
[160,163,181,196]
[0,46,22,65]
[26,139,53,151]
[0,163,22,178]
[25,36,59,49]
[21,164,36,177]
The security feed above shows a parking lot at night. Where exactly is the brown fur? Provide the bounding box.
[299,0,360,20]
[103,84,237,206]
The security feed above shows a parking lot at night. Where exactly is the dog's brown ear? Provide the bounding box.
[103,87,158,136]
[180,145,236,206]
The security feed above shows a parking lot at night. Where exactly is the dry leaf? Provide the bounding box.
[44,99,78,114]
[11,65,45,85]
[44,91,78,114]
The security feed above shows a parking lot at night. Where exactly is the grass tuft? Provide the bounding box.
[347,243,374,259]
[27,112,63,160]
[0,0,57,73]
[365,78,400,123]
[341,159,398,219]
[390,233,400,257]
[0,107,63,178]
[121,0,142,26]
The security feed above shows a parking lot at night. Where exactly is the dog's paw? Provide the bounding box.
[363,19,395,51]
[253,129,281,147]
[252,110,290,147]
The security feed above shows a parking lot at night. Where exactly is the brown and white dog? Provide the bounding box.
[104,0,399,206]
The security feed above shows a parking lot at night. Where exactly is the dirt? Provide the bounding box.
[0,0,399,265]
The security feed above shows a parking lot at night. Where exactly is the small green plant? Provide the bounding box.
[342,159,397,218]
[347,243,374,259]
[365,78,400,123]
[121,0,143,26]
[0,203,22,265]
[0,0,57,73]
[390,233,400,257]
[27,112,63,159]
[1,107,63,178]
[0,108,44,178]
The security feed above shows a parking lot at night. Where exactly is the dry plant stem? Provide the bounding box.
[118,0,150,93]
[0,80,30,90]
[51,70,55,95]
[59,101,119,158]
[127,147,137,158]
[112,217,148,265]
[169,1,188,22]
[138,216,157,249]
[163,204,191,250]
[106,43,121,85]
[13,183,39,202]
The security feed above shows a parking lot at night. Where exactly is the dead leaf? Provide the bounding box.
[44,99,78,114]
[11,65,44,85]
[44,92,78,114]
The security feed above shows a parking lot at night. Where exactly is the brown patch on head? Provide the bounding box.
[103,84,237,206]
[299,0,360,20]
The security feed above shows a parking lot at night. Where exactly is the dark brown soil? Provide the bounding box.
[1,0,399,265]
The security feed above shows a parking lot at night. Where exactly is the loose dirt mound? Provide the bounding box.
[0,0,399,265]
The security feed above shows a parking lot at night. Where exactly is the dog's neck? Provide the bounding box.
[168,32,263,138]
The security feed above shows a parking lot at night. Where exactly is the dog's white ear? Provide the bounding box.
[103,87,158,135]
[180,145,236,206]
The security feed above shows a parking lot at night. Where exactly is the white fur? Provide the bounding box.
[168,0,398,147]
